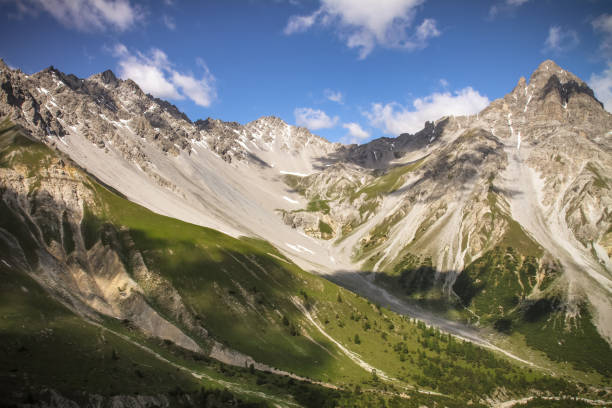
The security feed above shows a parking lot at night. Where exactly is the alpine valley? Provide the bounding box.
[0,57,611,408]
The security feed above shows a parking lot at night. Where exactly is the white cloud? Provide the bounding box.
[20,0,141,31]
[171,71,216,108]
[415,18,439,41]
[544,26,579,53]
[342,122,370,144]
[593,14,612,58]
[284,9,321,34]
[294,107,338,130]
[365,87,489,135]
[589,62,612,112]
[439,78,449,88]
[113,44,216,107]
[284,0,439,59]
[489,0,529,19]
[324,89,344,104]
[163,14,175,30]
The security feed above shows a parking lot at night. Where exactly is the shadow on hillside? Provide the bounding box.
[0,177,341,380]
[319,267,489,345]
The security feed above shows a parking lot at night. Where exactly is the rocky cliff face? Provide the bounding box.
[0,125,207,352]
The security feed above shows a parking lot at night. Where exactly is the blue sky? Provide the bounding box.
[1,0,611,143]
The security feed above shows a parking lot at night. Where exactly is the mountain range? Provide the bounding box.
[0,58,611,407]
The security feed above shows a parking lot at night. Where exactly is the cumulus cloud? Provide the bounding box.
[113,44,216,107]
[15,0,141,31]
[488,0,529,19]
[294,107,338,130]
[593,14,612,58]
[284,0,440,59]
[342,122,370,144]
[544,26,579,53]
[365,87,489,135]
[589,62,612,112]
[324,89,344,104]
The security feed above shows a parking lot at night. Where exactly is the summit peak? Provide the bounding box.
[528,59,582,86]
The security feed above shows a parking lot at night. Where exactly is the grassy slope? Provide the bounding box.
[0,258,480,408]
[86,181,366,383]
[0,260,202,401]
[351,160,424,202]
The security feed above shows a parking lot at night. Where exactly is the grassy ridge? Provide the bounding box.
[351,160,424,202]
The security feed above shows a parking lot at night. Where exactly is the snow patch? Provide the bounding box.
[507,113,514,137]
[280,170,309,177]
[236,140,251,152]
[524,94,532,112]
[282,196,299,204]
[285,243,315,255]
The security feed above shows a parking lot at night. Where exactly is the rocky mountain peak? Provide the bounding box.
[88,69,119,87]
[528,59,583,88]
[483,59,609,136]
[252,115,284,125]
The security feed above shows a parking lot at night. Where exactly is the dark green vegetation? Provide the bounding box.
[453,242,612,380]
[454,246,548,323]
[316,295,573,399]
[516,301,612,379]
[390,253,437,297]
[307,197,330,214]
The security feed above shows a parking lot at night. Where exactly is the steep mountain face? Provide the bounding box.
[1,58,611,404]
[286,60,612,378]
